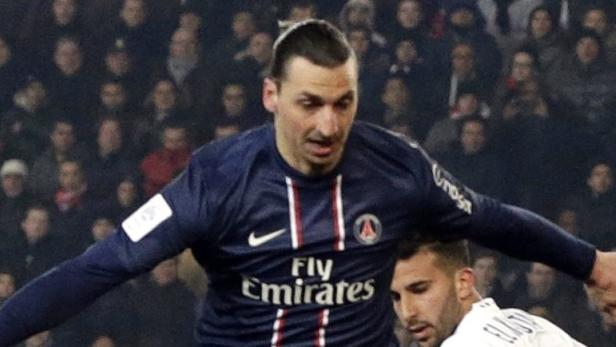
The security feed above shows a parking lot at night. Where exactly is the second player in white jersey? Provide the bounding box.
[442,298,585,346]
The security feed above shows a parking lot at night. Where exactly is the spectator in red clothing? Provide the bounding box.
[140,122,191,198]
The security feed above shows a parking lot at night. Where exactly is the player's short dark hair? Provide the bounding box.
[269,19,354,83]
[397,232,470,273]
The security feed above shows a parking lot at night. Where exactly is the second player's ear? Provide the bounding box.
[454,268,475,301]
[262,78,278,113]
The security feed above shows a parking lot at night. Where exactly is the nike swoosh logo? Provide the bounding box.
[248,228,287,247]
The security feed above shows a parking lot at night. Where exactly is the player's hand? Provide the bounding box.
[585,250,616,325]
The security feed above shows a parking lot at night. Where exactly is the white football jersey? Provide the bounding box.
[442,298,586,347]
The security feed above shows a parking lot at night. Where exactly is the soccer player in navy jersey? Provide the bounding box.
[1,19,616,347]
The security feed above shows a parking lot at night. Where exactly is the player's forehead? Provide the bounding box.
[392,251,443,286]
[279,56,358,98]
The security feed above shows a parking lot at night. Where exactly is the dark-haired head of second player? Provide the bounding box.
[263,19,359,176]
[390,237,479,347]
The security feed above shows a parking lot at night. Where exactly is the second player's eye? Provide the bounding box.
[390,291,400,302]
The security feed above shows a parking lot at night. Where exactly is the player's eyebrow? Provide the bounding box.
[405,280,430,292]
[297,90,355,103]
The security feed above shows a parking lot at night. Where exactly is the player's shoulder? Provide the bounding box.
[349,121,428,164]
[351,121,421,152]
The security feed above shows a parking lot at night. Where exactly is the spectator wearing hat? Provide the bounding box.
[0,159,33,252]
[99,38,146,106]
[97,0,166,67]
[0,76,50,164]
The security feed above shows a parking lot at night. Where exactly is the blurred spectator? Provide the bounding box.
[0,34,26,114]
[387,37,434,117]
[471,248,514,307]
[101,177,142,224]
[0,76,50,164]
[477,0,543,52]
[9,205,66,285]
[568,159,616,250]
[96,80,130,117]
[373,76,425,139]
[140,122,191,198]
[210,8,257,72]
[84,117,135,202]
[135,258,196,347]
[99,0,165,66]
[520,5,567,76]
[382,0,431,53]
[555,206,580,236]
[512,262,560,319]
[52,159,96,252]
[546,30,616,139]
[99,39,145,105]
[20,0,84,69]
[339,0,387,47]
[494,76,591,212]
[424,86,488,154]
[492,46,540,118]
[284,0,318,23]
[436,2,502,89]
[346,25,390,118]
[431,41,491,114]
[45,36,97,121]
[232,30,275,109]
[581,5,616,67]
[0,159,33,240]
[133,77,190,157]
[208,81,264,139]
[436,116,512,201]
[29,119,88,201]
[0,268,15,306]
[154,27,215,116]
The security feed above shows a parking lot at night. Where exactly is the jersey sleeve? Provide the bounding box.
[412,146,596,280]
[0,157,213,346]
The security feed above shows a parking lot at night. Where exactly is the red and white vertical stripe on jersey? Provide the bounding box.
[314,308,330,347]
[285,177,304,249]
[270,308,288,347]
[331,175,345,251]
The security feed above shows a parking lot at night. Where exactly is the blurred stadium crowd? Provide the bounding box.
[0,0,615,346]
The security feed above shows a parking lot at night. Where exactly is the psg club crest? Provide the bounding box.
[353,214,382,245]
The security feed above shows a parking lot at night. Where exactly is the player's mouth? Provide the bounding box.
[306,139,337,157]
[408,323,432,342]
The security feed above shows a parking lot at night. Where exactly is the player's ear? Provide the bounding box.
[454,268,475,301]
[263,77,278,113]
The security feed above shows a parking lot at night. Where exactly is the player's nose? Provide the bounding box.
[399,296,418,321]
[315,106,339,138]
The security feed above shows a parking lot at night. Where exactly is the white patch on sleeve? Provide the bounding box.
[122,194,173,242]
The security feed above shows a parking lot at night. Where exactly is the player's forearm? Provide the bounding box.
[462,196,596,280]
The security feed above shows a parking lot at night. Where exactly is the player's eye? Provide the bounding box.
[334,98,352,110]
[390,291,400,302]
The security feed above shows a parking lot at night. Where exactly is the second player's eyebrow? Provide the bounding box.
[405,280,430,293]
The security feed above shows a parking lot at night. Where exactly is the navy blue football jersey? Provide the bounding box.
[0,122,595,346]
